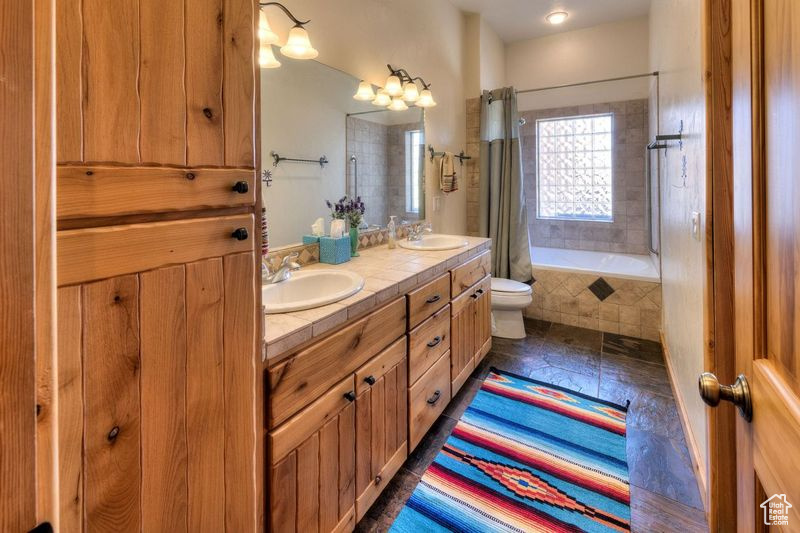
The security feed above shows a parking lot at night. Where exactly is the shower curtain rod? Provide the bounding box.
[515,71,659,95]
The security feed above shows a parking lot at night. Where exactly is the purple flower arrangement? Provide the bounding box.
[326,196,365,228]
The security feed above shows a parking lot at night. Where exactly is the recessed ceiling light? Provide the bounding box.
[546,11,569,25]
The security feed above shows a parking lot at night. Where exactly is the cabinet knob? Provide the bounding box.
[374,475,383,485]
[364,375,376,386]
[232,181,249,194]
[231,228,249,241]
[344,391,356,402]
[426,294,441,304]
[426,390,442,405]
[427,336,442,348]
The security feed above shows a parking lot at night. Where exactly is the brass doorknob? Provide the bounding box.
[698,372,752,422]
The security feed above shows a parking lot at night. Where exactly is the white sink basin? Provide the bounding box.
[263,270,364,314]
[398,234,469,251]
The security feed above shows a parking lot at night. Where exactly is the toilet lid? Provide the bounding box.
[491,278,532,294]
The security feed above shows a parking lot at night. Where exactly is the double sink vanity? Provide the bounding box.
[263,234,493,532]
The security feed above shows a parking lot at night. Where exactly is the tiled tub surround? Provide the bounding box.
[264,236,492,362]
[526,266,662,341]
[464,97,651,255]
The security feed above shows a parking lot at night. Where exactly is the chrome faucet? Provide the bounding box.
[263,252,301,284]
[407,222,433,241]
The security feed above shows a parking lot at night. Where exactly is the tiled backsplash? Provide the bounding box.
[526,268,662,341]
[465,97,650,254]
[265,224,412,267]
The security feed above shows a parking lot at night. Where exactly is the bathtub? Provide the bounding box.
[527,246,662,341]
[531,246,660,283]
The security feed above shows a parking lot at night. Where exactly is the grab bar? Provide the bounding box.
[645,143,663,255]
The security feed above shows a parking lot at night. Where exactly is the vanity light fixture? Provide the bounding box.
[367,64,435,110]
[258,2,318,67]
[353,81,376,101]
[546,11,569,25]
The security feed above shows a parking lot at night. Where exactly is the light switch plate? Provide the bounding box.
[691,211,701,241]
[433,196,442,212]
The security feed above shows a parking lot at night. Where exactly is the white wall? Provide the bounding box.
[266,0,468,235]
[479,18,505,92]
[506,17,650,110]
[650,0,709,486]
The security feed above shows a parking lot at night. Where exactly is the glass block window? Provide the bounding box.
[536,113,613,221]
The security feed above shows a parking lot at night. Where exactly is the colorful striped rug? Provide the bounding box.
[390,368,631,532]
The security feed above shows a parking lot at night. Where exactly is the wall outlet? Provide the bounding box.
[691,211,701,241]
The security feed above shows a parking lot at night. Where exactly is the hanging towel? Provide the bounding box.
[439,152,458,193]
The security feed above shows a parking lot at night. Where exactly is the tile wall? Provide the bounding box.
[465,97,651,255]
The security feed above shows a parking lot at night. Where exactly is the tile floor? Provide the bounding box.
[356,319,708,533]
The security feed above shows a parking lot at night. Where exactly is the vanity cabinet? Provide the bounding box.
[265,250,493,532]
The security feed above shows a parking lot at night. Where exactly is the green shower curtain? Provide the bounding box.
[478,87,532,283]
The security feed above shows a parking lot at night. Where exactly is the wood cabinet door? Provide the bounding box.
[354,338,408,521]
[269,377,357,533]
[57,0,256,168]
[451,293,476,394]
[57,252,257,532]
[473,278,492,368]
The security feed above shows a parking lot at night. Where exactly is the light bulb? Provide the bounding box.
[388,97,408,111]
[372,90,392,106]
[546,11,568,25]
[258,10,279,45]
[280,25,319,60]
[416,89,437,108]
[353,81,376,101]
[403,82,420,103]
[259,44,281,68]
[384,75,403,96]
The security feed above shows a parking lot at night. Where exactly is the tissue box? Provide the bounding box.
[319,236,350,265]
[302,235,320,245]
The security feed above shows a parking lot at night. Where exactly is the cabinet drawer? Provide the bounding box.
[58,166,256,219]
[57,214,254,286]
[269,297,406,428]
[355,337,407,396]
[451,251,491,298]
[408,305,451,385]
[451,275,491,316]
[269,375,355,465]
[407,273,450,329]
[408,351,451,450]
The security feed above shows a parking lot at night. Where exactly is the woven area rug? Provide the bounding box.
[390,368,631,532]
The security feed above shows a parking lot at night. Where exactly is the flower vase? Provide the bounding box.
[349,227,360,257]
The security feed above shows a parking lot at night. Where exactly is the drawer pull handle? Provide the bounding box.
[344,391,356,402]
[427,390,442,405]
[427,336,442,348]
[426,294,441,304]
[476,288,484,295]
[231,228,249,241]
[364,375,376,386]
[232,181,249,194]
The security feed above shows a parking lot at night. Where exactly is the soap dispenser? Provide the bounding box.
[387,216,397,249]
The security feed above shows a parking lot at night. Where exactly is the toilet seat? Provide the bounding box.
[491,278,532,311]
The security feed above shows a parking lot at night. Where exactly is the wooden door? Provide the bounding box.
[57,251,257,532]
[473,278,492,368]
[723,0,800,529]
[354,338,409,521]
[269,377,357,533]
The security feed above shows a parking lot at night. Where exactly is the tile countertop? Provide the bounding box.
[264,236,492,364]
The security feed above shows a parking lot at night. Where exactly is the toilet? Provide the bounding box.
[491,278,533,339]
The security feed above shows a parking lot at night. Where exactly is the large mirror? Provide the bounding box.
[261,48,425,249]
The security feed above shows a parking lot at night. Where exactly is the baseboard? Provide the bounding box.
[660,330,709,511]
